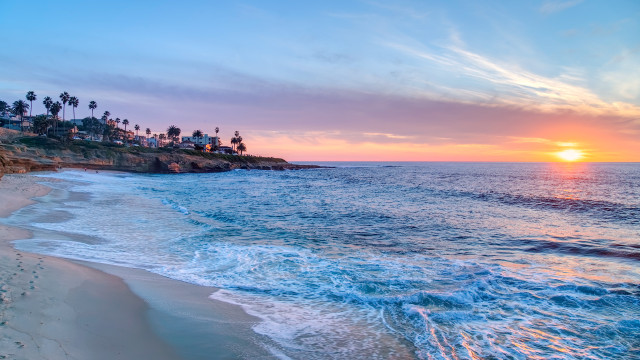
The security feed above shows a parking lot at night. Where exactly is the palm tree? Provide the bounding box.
[42,96,52,119]
[192,129,203,150]
[122,119,129,143]
[59,92,70,121]
[237,142,247,155]
[145,127,151,145]
[134,124,140,137]
[0,100,8,115]
[102,111,110,125]
[166,125,181,144]
[12,100,29,132]
[50,101,62,135]
[213,126,220,150]
[33,115,49,135]
[231,130,241,151]
[115,117,121,129]
[192,129,203,143]
[26,91,36,129]
[68,96,79,122]
[230,137,237,151]
[89,100,97,119]
[158,133,166,147]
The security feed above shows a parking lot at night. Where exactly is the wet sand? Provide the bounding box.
[0,174,275,359]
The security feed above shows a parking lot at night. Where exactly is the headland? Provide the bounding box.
[0,128,318,178]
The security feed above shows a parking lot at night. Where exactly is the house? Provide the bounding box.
[49,124,78,137]
[69,118,84,126]
[181,134,219,147]
[134,135,148,147]
[74,131,90,140]
[217,146,235,155]
[179,140,195,149]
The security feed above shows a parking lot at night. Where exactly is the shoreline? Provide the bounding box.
[0,173,276,359]
[0,131,323,178]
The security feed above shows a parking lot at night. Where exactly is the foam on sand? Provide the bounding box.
[0,173,274,359]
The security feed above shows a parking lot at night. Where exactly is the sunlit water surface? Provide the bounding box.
[8,162,640,359]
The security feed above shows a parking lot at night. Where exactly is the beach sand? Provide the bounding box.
[0,174,275,359]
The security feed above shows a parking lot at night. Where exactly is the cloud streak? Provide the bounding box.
[540,0,584,14]
[385,41,640,117]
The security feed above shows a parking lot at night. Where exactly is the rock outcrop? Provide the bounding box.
[0,132,318,177]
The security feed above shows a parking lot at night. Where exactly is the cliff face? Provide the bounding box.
[0,134,315,177]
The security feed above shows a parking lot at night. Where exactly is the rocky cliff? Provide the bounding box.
[0,131,317,177]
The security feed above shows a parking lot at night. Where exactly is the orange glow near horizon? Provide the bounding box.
[243,129,640,162]
[555,149,584,162]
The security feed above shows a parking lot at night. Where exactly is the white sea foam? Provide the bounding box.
[9,166,640,359]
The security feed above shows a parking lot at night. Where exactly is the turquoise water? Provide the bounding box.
[9,163,640,359]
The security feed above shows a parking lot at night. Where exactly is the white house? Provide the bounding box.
[181,134,219,147]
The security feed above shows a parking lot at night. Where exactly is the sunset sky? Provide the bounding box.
[1,0,639,161]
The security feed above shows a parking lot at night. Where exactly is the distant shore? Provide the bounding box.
[0,173,277,359]
[0,129,321,178]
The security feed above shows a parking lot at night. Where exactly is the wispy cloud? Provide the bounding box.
[508,137,553,144]
[540,0,583,14]
[363,132,412,140]
[385,41,640,117]
[508,137,579,148]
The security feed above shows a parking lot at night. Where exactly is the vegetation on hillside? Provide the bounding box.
[17,136,286,163]
[2,90,250,157]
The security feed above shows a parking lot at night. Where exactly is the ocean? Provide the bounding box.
[7,162,640,359]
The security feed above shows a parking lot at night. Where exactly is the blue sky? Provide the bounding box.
[1,0,639,160]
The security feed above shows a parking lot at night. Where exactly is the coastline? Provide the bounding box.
[0,132,321,178]
[0,173,276,359]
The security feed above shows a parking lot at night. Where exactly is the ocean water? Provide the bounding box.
[7,162,640,359]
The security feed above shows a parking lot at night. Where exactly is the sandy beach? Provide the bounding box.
[0,174,275,360]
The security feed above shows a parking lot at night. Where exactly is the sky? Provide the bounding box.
[1,0,639,161]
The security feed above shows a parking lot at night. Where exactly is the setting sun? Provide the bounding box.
[556,149,584,162]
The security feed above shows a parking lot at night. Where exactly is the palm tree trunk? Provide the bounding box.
[29,100,33,132]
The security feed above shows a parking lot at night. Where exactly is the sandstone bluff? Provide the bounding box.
[0,129,318,177]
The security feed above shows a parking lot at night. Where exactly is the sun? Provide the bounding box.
[556,149,584,162]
